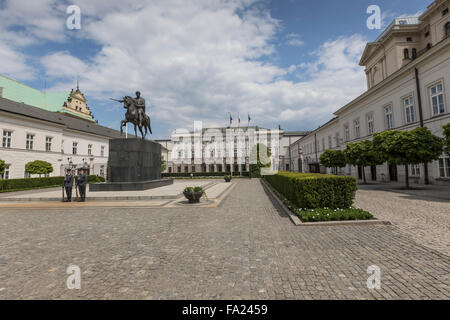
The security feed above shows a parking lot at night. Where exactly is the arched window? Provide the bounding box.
[404,48,410,59]
[412,48,417,59]
[446,22,450,36]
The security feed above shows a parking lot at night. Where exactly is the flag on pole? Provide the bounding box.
[248,113,251,126]
[229,113,233,126]
[238,113,241,127]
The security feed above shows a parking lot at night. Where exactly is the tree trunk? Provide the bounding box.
[362,166,367,184]
[424,162,429,185]
[405,164,410,189]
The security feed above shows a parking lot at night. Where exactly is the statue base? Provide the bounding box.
[89,138,173,192]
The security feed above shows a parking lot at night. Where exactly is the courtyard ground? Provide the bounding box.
[0,179,448,299]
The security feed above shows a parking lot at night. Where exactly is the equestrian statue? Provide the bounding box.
[111,91,152,139]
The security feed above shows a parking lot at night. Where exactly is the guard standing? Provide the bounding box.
[77,169,87,202]
[63,168,74,202]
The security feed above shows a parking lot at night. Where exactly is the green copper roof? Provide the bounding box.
[0,75,69,112]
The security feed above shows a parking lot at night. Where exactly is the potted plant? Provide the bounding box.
[183,186,205,203]
[224,175,232,182]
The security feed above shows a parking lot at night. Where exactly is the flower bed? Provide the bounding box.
[264,174,373,222]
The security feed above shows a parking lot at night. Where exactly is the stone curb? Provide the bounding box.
[0,181,218,203]
[260,179,391,227]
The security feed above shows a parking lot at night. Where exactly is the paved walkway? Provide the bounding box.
[0,180,448,299]
[355,185,450,257]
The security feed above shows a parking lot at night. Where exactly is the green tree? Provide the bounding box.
[249,143,271,178]
[344,140,383,184]
[443,123,450,152]
[25,160,54,177]
[161,158,166,172]
[319,150,346,174]
[373,128,443,189]
[0,160,6,178]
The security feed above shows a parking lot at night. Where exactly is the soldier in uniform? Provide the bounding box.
[76,169,87,202]
[134,91,146,127]
[63,168,74,202]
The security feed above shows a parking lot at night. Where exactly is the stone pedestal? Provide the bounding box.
[90,138,173,192]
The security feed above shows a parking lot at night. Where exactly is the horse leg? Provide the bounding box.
[120,120,125,135]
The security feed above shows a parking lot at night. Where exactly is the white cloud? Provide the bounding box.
[0,43,35,80]
[1,0,368,134]
[285,33,304,46]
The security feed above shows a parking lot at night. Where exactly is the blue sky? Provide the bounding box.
[0,0,430,138]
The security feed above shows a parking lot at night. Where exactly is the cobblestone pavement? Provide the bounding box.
[355,186,450,257]
[0,180,448,299]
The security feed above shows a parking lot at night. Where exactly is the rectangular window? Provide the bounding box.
[26,134,34,150]
[2,130,12,148]
[354,119,360,138]
[439,156,450,178]
[88,144,93,156]
[385,105,393,129]
[45,137,52,152]
[101,146,105,157]
[72,142,78,155]
[430,82,445,116]
[410,164,420,177]
[367,114,374,135]
[404,96,416,124]
[322,138,325,151]
[328,136,332,149]
[1,165,10,179]
[335,132,340,147]
[344,124,350,142]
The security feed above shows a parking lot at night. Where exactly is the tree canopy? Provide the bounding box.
[319,150,346,170]
[0,160,6,177]
[443,123,450,152]
[344,140,383,184]
[25,160,54,176]
[249,143,271,177]
[373,128,443,188]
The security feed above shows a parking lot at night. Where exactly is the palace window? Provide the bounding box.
[354,119,360,138]
[322,137,325,151]
[410,164,420,177]
[72,142,78,155]
[46,137,52,152]
[385,105,393,130]
[2,130,12,148]
[367,114,374,135]
[1,165,10,179]
[26,134,34,150]
[446,22,450,36]
[403,48,410,60]
[101,146,105,157]
[439,156,450,178]
[88,144,93,156]
[430,82,445,116]
[344,124,350,142]
[404,96,416,124]
[328,136,332,149]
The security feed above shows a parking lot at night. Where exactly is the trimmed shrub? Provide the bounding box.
[265,172,357,209]
[0,175,106,192]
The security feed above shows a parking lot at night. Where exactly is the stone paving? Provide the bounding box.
[355,184,450,257]
[0,179,448,299]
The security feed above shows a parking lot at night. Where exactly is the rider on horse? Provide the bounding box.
[133,91,146,128]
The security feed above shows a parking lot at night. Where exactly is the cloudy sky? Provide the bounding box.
[0,0,429,138]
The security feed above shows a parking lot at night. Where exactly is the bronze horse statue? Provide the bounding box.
[112,96,152,139]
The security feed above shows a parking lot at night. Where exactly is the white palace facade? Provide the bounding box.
[293,0,450,185]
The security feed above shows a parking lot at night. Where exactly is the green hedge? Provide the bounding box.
[265,172,357,209]
[162,172,249,178]
[0,175,105,192]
